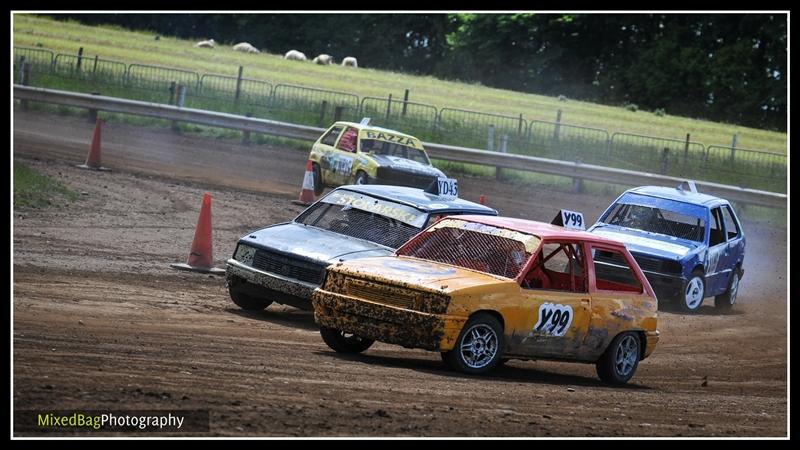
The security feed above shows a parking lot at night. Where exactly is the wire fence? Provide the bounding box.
[13,45,787,193]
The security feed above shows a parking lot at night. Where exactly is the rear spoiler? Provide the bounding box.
[551,209,585,230]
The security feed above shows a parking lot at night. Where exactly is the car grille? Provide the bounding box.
[376,167,438,189]
[346,279,417,310]
[631,253,682,274]
[251,249,325,285]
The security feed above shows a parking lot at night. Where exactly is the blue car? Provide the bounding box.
[226,185,498,311]
[588,182,745,312]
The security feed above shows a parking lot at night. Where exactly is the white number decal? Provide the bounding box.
[560,209,585,230]
[437,177,458,199]
[533,303,574,337]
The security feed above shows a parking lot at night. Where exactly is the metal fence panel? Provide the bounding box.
[528,120,610,163]
[703,145,786,192]
[609,133,706,178]
[13,46,54,68]
[53,54,127,82]
[437,108,528,154]
[270,83,360,126]
[193,74,274,115]
[359,96,438,139]
[126,63,200,94]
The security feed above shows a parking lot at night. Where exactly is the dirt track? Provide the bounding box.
[12,110,788,437]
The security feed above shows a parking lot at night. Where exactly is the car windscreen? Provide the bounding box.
[360,139,430,165]
[599,193,707,242]
[397,218,541,279]
[295,190,428,249]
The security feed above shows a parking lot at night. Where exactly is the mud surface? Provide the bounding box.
[13,110,787,436]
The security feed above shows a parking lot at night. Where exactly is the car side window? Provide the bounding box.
[523,242,587,293]
[591,247,643,293]
[721,206,740,240]
[709,207,726,246]
[336,127,358,153]
[320,126,343,146]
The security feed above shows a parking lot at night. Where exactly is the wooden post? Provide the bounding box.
[402,89,409,117]
[168,81,177,105]
[660,147,670,174]
[683,133,690,167]
[88,92,101,123]
[234,65,244,108]
[318,100,328,126]
[731,133,738,164]
[76,47,84,69]
[554,109,562,141]
[496,134,508,181]
[333,106,344,122]
[386,94,392,121]
[241,112,252,146]
[20,57,30,110]
[92,55,99,76]
[172,84,186,133]
[518,113,524,135]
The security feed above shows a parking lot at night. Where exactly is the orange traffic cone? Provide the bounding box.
[291,160,317,206]
[170,193,225,275]
[479,195,486,205]
[77,118,111,171]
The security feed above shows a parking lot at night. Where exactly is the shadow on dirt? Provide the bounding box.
[226,307,318,331]
[658,303,746,316]
[315,350,653,390]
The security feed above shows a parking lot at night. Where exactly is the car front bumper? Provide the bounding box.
[312,289,466,351]
[226,259,318,310]
[642,270,688,304]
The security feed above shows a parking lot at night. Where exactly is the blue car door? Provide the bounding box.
[716,205,745,294]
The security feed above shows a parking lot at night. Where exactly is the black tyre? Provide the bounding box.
[679,269,706,313]
[319,326,374,354]
[444,313,504,375]
[229,288,272,311]
[354,171,369,185]
[312,163,324,196]
[715,268,741,312]
[596,332,642,385]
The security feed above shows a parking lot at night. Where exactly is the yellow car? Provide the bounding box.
[312,215,660,384]
[308,119,450,196]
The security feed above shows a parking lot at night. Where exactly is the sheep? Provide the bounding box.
[312,54,334,65]
[233,42,260,53]
[341,56,358,68]
[195,39,215,48]
[284,50,307,61]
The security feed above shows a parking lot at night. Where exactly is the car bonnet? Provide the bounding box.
[591,224,701,259]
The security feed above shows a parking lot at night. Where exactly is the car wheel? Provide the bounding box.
[715,269,741,312]
[596,332,641,385]
[680,270,705,313]
[229,288,272,311]
[319,326,374,353]
[444,313,504,375]
[312,163,324,196]
[354,171,368,185]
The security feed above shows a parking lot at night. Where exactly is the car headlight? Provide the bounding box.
[233,243,257,266]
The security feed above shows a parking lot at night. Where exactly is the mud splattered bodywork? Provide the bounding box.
[312,215,660,376]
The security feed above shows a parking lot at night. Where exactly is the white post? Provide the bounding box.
[487,125,495,152]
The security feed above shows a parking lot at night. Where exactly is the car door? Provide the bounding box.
[714,204,745,295]
[315,125,345,186]
[704,206,729,294]
[329,126,359,185]
[511,240,591,359]
[586,243,647,361]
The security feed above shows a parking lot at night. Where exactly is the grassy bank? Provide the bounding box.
[13,161,79,208]
[13,14,787,154]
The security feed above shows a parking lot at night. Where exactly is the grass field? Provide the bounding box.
[13,14,787,154]
[13,161,79,208]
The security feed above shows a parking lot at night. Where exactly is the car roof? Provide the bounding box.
[450,215,628,246]
[626,185,727,207]
[334,121,417,139]
[336,185,497,215]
